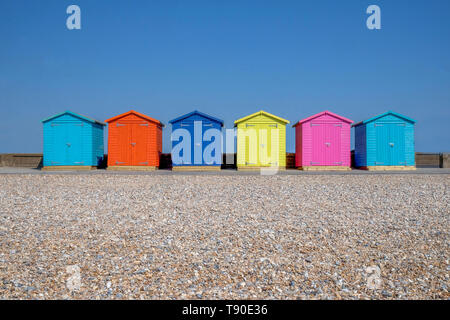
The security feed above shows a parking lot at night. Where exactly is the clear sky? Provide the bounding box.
[1,0,449,153]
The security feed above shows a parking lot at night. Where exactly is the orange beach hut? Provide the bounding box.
[105,110,164,170]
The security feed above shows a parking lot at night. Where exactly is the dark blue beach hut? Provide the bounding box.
[42,111,105,169]
[353,111,416,170]
[169,110,224,170]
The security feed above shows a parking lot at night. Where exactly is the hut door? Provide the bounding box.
[390,124,406,165]
[259,123,278,166]
[117,123,131,165]
[375,124,391,165]
[311,123,326,166]
[375,123,406,166]
[50,123,67,165]
[131,123,148,166]
[66,123,84,165]
[326,124,342,166]
[311,123,341,166]
[178,122,194,165]
[266,124,276,166]
[258,124,271,166]
[244,124,258,166]
[52,122,83,165]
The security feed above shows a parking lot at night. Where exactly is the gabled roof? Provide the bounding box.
[41,110,106,126]
[292,110,353,127]
[105,110,164,127]
[352,111,416,127]
[234,110,290,127]
[169,110,224,126]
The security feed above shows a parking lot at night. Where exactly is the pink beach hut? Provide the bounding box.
[293,111,353,170]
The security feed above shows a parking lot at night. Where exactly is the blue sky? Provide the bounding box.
[1,0,449,153]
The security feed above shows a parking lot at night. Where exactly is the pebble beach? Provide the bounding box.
[0,174,448,299]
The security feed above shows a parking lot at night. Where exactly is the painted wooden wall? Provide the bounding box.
[170,111,223,167]
[295,112,352,168]
[43,112,104,167]
[235,111,288,168]
[106,111,163,167]
[354,112,416,167]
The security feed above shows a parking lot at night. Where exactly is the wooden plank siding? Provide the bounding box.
[415,152,440,168]
[294,111,353,168]
[42,112,105,167]
[106,111,163,168]
[169,111,224,168]
[235,111,289,169]
[354,111,416,168]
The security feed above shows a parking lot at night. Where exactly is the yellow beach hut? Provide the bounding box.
[234,110,289,170]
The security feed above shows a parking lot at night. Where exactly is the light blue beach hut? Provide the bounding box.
[353,111,416,170]
[42,111,105,169]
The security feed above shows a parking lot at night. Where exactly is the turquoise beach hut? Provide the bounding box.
[42,111,105,169]
[353,111,416,170]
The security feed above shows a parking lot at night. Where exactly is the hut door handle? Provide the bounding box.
[131,142,136,146]
[325,142,330,147]
[66,143,71,147]
[389,142,394,147]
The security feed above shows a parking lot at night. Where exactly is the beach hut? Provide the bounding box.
[105,110,164,170]
[42,111,105,170]
[353,111,416,170]
[234,110,289,170]
[293,111,353,170]
[169,110,224,171]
